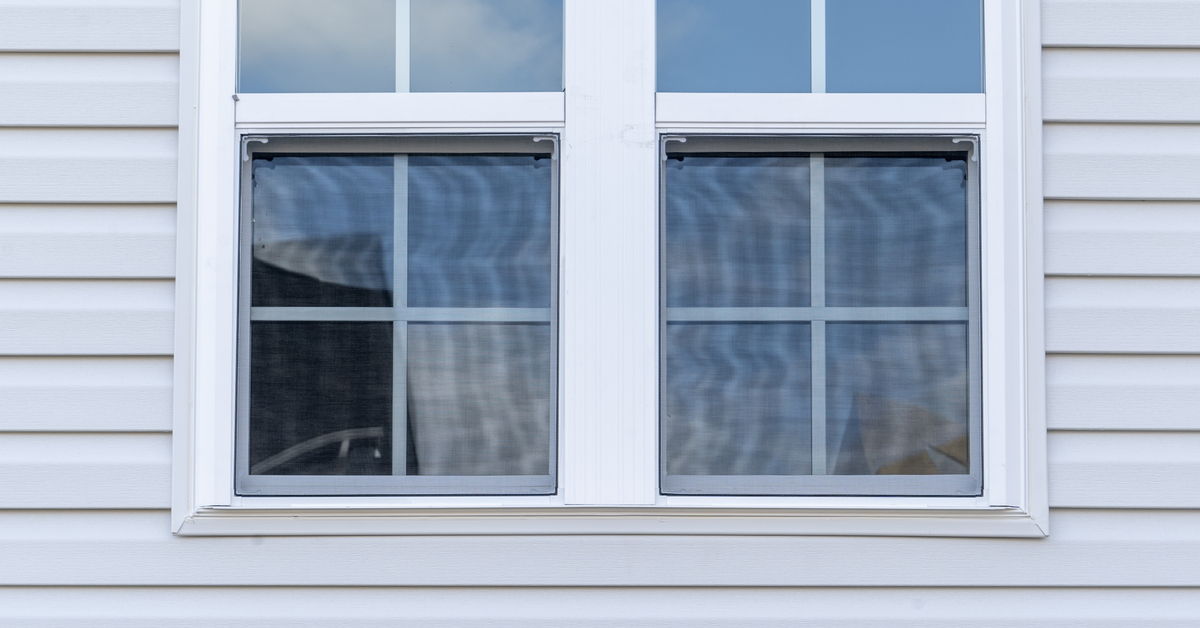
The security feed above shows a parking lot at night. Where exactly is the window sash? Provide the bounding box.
[658,134,983,497]
[235,135,559,496]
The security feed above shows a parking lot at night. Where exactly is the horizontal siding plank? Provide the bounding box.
[1043,0,1200,47]
[2,510,1200,586]
[0,357,172,432]
[0,206,175,278]
[1044,154,1200,200]
[1043,49,1200,122]
[0,53,178,126]
[1045,201,1200,276]
[1046,277,1200,353]
[0,1,180,52]
[1045,78,1200,122]
[0,280,174,355]
[1049,355,1200,431]
[1049,431,1200,508]
[0,234,175,278]
[1044,124,1200,200]
[1,587,1200,627]
[0,158,177,203]
[0,311,174,355]
[0,434,169,509]
[0,129,177,203]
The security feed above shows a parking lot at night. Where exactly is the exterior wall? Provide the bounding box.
[0,0,1198,624]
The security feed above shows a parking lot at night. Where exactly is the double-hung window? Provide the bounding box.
[174,0,1045,535]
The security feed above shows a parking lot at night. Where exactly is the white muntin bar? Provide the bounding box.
[811,320,827,475]
[664,307,970,322]
[810,0,826,94]
[249,307,553,322]
[809,153,826,474]
[396,0,410,93]
[393,154,408,476]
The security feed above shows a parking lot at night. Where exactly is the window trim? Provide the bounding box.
[173,0,1047,537]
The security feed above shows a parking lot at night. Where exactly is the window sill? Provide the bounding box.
[175,503,1047,538]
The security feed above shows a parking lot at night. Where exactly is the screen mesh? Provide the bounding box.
[661,140,980,496]
[240,142,556,496]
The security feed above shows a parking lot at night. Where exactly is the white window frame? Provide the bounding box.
[173,0,1047,537]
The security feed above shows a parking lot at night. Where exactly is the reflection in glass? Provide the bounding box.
[665,156,810,307]
[657,0,811,93]
[825,155,968,307]
[826,323,968,475]
[407,323,553,476]
[249,322,393,475]
[239,0,396,93]
[410,0,563,92]
[664,323,812,476]
[251,155,394,307]
[408,155,553,308]
[827,0,983,93]
[239,0,563,93]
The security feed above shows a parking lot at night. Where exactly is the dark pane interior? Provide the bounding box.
[251,155,394,307]
[665,156,811,307]
[252,259,392,307]
[408,155,552,308]
[664,323,812,476]
[406,323,553,476]
[825,155,968,307]
[826,323,969,475]
[249,322,392,476]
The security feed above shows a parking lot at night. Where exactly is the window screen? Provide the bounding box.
[661,135,981,496]
[237,135,558,496]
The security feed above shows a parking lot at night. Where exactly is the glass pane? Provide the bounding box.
[408,155,552,308]
[657,0,811,93]
[825,155,968,307]
[249,322,393,475]
[251,155,394,307]
[410,0,563,92]
[664,323,812,476]
[406,323,553,476]
[826,0,983,93]
[665,156,810,307]
[239,0,396,93]
[239,0,563,93]
[826,323,968,475]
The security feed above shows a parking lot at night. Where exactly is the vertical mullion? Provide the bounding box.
[396,0,409,93]
[810,154,827,475]
[811,0,825,94]
[393,155,409,476]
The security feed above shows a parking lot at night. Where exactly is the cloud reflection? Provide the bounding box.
[239,0,396,93]
[410,0,563,92]
[239,0,563,93]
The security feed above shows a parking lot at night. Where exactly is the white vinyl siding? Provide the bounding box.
[1,0,1199,623]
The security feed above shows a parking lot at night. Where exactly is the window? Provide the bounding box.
[238,136,558,496]
[174,0,1045,536]
[660,136,981,496]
